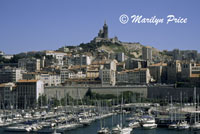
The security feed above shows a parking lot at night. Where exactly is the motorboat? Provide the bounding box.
[142,123,157,129]
[128,121,140,128]
[4,124,32,132]
[121,127,132,134]
[142,117,157,129]
[97,127,110,134]
[111,124,132,134]
[168,122,178,129]
[177,121,190,130]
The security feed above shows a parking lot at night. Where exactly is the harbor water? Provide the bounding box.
[0,114,199,134]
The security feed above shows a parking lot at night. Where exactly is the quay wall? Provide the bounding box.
[44,85,147,99]
[147,86,200,101]
[44,85,199,101]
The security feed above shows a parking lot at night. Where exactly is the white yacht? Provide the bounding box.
[111,124,132,134]
[142,123,157,129]
[23,113,32,119]
[128,121,140,128]
[168,123,178,129]
[121,127,132,134]
[177,121,190,130]
[4,124,32,132]
[142,117,157,129]
[97,127,110,134]
[79,118,92,126]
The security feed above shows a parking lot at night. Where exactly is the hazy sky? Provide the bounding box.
[0,0,200,54]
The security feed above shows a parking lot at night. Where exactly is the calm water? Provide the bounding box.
[0,114,200,134]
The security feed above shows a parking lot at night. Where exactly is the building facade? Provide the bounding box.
[16,80,44,109]
[0,67,23,84]
[142,47,152,61]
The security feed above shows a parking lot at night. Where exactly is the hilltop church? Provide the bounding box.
[91,21,119,43]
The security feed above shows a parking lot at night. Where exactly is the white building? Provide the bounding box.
[0,51,4,56]
[45,51,66,66]
[72,55,92,66]
[2,54,13,60]
[38,73,61,86]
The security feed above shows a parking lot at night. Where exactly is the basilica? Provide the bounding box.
[91,21,119,44]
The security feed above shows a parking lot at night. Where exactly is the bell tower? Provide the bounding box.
[103,20,108,39]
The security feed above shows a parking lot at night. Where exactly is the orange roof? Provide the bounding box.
[92,60,106,65]
[133,68,148,71]
[17,80,38,83]
[118,68,148,74]
[0,83,16,87]
[0,83,6,87]
[190,74,200,78]
[149,63,167,67]
[69,65,87,70]
[117,62,125,65]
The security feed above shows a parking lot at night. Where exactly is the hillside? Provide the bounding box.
[77,41,172,62]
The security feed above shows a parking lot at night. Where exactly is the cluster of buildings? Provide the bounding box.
[0,22,200,109]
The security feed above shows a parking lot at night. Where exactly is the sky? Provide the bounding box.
[0,0,200,54]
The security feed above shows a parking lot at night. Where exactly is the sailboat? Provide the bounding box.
[111,93,132,134]
[190,88,200,131]
[177,92,190,130]
[168,96,178,129]
[97,101,110,134]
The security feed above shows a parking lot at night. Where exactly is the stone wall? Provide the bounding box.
[148,85,199,101]
[44,85,147,100]
[45,85,198,102]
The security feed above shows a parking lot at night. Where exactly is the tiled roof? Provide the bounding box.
[17,80,38,83]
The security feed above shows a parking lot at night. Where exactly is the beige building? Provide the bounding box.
[22,72,61,86]
[167,60,181,83]
[86,66,99,78]
[0,82,16,109]
[99,68,116,86]
[18,58,40,72]
[117,68,151,85]
[99,60,117,86]
[149,63,167,83]
[0,67,24,84]
[181,62,200,80]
